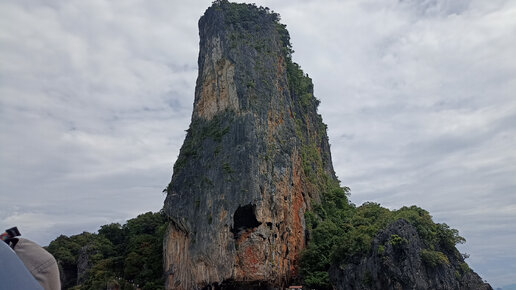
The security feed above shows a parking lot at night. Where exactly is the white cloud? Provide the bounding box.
[0,0,199,248]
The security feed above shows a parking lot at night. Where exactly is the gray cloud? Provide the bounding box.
[0,0,200,248]
[0,0,514,287]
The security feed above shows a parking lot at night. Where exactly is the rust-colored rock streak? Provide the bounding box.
[194,37,239,121]
[164,224,192,290]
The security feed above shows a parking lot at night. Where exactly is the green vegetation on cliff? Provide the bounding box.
[272,13,468,288]
[47,211,168,290]
[300,197,466,288]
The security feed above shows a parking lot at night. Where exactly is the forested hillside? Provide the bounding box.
[47,211,167,290]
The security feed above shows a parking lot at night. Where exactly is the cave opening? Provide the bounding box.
[231,204,261,239]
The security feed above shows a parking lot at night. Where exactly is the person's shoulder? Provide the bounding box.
[14,238,61,290]
[0,240,44,289]
[14,238,57,273]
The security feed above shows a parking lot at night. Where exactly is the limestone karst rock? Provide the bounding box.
[163,1,334,289]
[163,2,492,290]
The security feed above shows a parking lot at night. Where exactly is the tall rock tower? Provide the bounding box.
[163,1,337,288]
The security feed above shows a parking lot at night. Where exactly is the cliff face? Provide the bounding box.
[163,2,334,289]
[163,2,492,289]
[329,219,492,290]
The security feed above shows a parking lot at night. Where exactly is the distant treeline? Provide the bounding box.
[47,211,168,290]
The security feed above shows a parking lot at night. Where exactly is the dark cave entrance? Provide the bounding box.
[230,204,261,239]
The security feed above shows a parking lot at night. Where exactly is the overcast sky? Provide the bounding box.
[1,0,515,287]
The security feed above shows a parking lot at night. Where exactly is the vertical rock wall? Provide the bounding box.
[163,2,336,289]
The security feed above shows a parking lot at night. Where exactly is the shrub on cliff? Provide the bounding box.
[420,249,450,267]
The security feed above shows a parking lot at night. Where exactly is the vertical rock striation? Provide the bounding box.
[163,1,335,289]
[329,219,492,290]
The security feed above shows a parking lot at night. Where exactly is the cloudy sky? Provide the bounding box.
[1,0,514,287]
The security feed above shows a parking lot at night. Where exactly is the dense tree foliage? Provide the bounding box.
[47,211,168,290]
[299,187,466,288]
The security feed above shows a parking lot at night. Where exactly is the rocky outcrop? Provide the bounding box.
[329,219,492,290]
[163,1,334,289]
[76,245,97,284]
[162,2,493,289]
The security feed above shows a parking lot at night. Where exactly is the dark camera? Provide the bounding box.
[3,227,21,249]
[5,227,21,238]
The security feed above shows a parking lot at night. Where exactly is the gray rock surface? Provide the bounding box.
[76,245,98,285]
[329,219,492,290]
[163,2,334,289]
[162,2,493,290]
